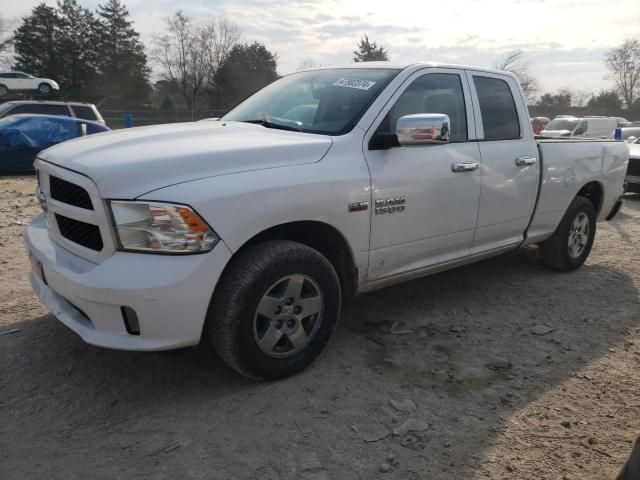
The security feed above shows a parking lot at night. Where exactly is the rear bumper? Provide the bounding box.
[625,174,640,193]
[26,213,232,350]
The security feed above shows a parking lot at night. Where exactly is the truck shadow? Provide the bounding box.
[2,248,638,479]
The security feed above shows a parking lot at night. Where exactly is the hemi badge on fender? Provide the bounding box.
[348,201,369,212]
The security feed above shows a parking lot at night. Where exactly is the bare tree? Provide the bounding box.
[605,39,640,108]
[572,89,593,107]
[0,14,14,67]
[152,11,239,110]
[202,16,240,107]
[495,50,538,101]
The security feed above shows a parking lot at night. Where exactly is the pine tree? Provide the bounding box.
[56,0,100,93]
[95,0,150,105]
[216,42,279,108]
[13,4,61,79]
[353,35,388,62]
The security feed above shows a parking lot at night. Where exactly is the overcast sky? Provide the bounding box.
[3,0,640,95]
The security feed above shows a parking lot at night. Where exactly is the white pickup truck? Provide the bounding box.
[26,62,628,380]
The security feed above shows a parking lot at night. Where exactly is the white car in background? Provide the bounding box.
[571,117,617,138]
[0,71,60,96]
[540,116,580,137]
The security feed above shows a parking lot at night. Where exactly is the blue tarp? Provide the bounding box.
[0,114,110,173]
[0,114,108,153]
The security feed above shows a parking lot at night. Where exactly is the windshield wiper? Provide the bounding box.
[241,119,302,132]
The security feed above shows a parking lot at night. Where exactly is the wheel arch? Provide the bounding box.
[576,180,603,216]
[227,220,359,299]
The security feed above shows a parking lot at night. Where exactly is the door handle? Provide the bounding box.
[451,162,478,172]
[515,156,537,166]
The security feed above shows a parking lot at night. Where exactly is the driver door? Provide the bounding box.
[363,69,482,281]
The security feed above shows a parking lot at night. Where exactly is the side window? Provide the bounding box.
[573,120,587,136]
[473,76,520,140]
[71,105,98,121]
[41,105,71,116]
[10,104,70,116]
[11,105,38,114]
[381,73,468,142]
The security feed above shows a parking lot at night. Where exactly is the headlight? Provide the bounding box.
[110,201,219,254]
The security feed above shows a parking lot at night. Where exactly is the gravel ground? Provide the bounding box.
[1,175,639,480]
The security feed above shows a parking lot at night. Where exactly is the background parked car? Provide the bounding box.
[571,117,617,138]
[627,137,640,194]
[0,72,59,96]
[0,101,105,125]
[0,114,109,174]
[540,116,580,137]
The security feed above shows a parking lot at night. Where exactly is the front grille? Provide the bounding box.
[55,214,103,251]
[50,176,93,210]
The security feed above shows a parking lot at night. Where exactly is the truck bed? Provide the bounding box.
[524,138,628,243]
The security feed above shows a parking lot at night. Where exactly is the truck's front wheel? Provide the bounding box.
[207,240,341,380]
[540,196,596,271]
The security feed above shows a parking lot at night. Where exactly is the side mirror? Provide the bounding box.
[396,113,450,146]
[627,136,637,144]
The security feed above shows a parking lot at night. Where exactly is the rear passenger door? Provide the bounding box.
[467,72,539,251]
[2,73,19,90]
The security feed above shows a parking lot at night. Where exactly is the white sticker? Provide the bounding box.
[332,78,376,90]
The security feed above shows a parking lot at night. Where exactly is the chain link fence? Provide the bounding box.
[101,109,227,129]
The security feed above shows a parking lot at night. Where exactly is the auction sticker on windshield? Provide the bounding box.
[332,78,376,90]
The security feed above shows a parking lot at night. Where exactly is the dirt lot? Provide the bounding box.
[1,175,639,480]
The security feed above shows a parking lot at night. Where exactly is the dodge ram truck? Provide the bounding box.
[26,62,628,380]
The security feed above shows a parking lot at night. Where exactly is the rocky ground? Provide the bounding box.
[1,175,639,479]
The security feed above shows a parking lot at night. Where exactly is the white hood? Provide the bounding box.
[39,121,333,198]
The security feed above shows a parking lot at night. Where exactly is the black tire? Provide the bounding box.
[540,196,596,271]
[38,83,51,95]
[0,84,7,96]
[207,240,341,380]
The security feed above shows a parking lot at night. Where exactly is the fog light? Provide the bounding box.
[121,306,140,335]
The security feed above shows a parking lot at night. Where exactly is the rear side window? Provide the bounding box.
[11,104,71,116]
[473,76,520,140]
[71,105,98,121]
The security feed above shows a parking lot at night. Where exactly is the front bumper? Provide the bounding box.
[26,213,232,350]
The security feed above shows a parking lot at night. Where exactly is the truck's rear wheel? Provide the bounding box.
[207,240,341,380]
[540,196,596,271]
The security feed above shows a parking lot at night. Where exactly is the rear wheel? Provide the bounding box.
[38,83,52,95]
[0,84,7,96]
[540,196,596,271]
[207,240,341,380]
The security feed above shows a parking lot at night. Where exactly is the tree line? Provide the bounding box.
[1,2,639,113]
[12,0,150,107]
[2,1,279,109]
[495,42,640,112]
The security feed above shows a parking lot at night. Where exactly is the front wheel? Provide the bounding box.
[540,196,596,271]
[207,240,341,380]
[38,83,52,95]
[0,84,8,96]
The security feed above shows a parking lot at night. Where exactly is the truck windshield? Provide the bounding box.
[546,118,579,131]
[222,68,401,135]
